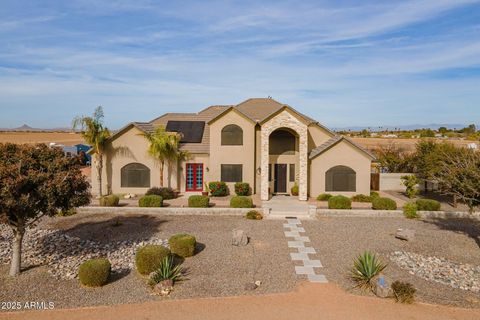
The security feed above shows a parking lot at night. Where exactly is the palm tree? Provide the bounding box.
[73,106,111,197]
[141,126,188,187]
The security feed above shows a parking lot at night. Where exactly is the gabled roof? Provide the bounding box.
[309,136,376,160]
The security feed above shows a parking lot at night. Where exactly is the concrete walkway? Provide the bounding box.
[3,282,479,320]
[284,217,327,283]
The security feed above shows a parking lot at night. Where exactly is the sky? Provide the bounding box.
[0,0,479,129]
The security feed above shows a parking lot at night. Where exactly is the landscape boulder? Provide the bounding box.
[153,279,174,296]
[374,275,391,298]
[395,229,415,241]
[232,229,249,246]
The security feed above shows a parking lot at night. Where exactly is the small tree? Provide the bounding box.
[434,148,480,213]
[141,126,188,187]
[401,175,419,199]
[0,144,91,276]
[73,106,110,197]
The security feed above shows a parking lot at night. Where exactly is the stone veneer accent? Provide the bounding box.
[261,110,308,201]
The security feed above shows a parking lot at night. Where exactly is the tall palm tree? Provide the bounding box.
[73,106,111,197]
[141,126,188,187]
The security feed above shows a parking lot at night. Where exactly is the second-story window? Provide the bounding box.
[221,124,243,145]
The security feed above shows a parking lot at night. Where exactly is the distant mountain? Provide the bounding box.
[0,124,75,132]
[332,124,473,132]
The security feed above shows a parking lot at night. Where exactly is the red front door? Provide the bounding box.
[186,163,203,191]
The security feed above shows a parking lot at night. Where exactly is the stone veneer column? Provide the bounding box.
[260,111,308,201]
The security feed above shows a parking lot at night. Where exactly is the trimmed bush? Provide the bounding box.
[246,210,263,220]
[234,182,250,196]
[230,196,254,208]
[415,199,441,211]
[99,195,119,207]
[139,195,163,207]
[328,195,352,209]
[351,194,372,203]
[169,234,196,258]
[291,183,299,196]
[78,258,111,287]
[208,181,228,196]
[188,195,209,208]
[135,245,171,275]
[403,202,418,219]
[372,197,397,210]
[145,187,175,200]
[370,191,380,198]
[392,281,416,303]
[317,193,333,201]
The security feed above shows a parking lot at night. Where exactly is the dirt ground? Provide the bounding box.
[0,132,84,145]
[350,137,476,153]
[0,214,297,310]
[2,281,479,320]
[303,216,480,308]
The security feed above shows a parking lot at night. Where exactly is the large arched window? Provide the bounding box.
[121,163,150,188]
[221,124,243,145]
[269,129,296,155]
[325,165,356,192]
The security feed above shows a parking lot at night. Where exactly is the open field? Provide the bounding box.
[0,132,84,145]
[351,137,477,152]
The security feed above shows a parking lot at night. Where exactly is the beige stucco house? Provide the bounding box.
[91,98,375,200]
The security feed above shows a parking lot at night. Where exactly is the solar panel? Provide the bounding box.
[166,121,205,143]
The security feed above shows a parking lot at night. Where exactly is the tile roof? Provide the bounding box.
[309,135,376,160]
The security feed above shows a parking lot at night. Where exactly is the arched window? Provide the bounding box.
[121,163,150,188]
[269,129,296,155]
[221,124,243,145]
[325,165,356,192]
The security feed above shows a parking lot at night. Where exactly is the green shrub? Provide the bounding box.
[372,197,397,210]
[317,193,333,201]
[58,208,77,216]
[234,182,250,196]
[391,281,416,303]
[230,196,254,208]
[328,195,352,209]
[99,195,119,207]
[78,258,111,287]
[370,191,380,198]
[245,210,263,220]
[149,256,184,286]
[188,195,209,207]
[135,245,171,275]
[145,187,175,200]
[208,181,228,196]
[401,175,419,199]
[291,183,299,196]
[351,194,372,202]
[169,234,196,258]
[139,195,163,207]
[350,251,387,291]
[415,199,441,211]
[403,202,418,219]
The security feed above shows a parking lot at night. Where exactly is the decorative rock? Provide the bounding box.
[395,229,415,241]
[153,279,173,296]
[232,229,248,246]
[374,275,390,298]
[255,280,262,287]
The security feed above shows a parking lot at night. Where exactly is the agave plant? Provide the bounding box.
[350,251,387,291]
[149,256,184,285]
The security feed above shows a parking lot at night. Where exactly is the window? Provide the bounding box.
[221,124,243,145]
[221,164,243,182]
[289,164,295,182]
[325,165,356,192]
[269,130,296,155]
[121,163,150,188]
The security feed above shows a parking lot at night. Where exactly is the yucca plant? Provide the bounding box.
[350,251,387,291]
[149,256,184,286]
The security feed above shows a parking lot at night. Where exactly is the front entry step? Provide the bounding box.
[262,196,317,219]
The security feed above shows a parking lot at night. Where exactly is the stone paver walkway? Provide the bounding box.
[283,217,327,283]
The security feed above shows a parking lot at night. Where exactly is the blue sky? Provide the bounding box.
[0,0,479,129]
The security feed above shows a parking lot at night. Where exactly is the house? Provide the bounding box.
[91,98,375,200]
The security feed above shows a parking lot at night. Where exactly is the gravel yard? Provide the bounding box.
[0,213,298,310]
[302,216,480,308]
